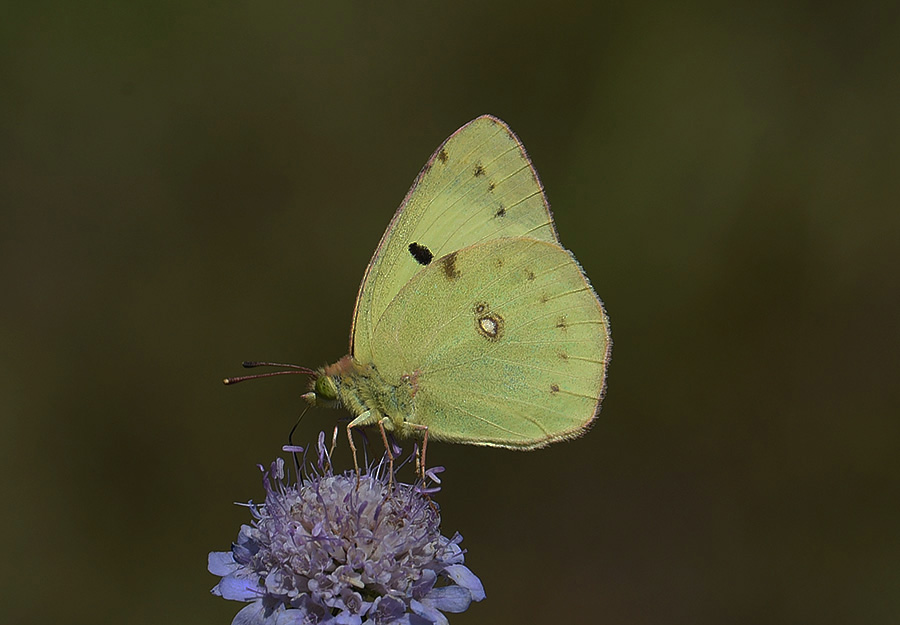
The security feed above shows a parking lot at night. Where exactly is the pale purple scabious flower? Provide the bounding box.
[209,436,485,625]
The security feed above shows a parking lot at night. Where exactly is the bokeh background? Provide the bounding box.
[3,2,898,624]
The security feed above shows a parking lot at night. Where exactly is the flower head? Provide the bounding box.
[209,436,484,625]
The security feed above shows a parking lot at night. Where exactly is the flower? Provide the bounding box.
[209,435,485,625]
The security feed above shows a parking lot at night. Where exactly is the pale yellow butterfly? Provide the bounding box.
[230,115,611,470]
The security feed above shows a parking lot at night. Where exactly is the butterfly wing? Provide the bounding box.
[351,115,559,363]
[370,238,611,448]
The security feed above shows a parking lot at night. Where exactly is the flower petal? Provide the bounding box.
[411,569,437,600]
[232,600,274,625]
[410,599,449,625]
[372,595,406,622]
[274,608,311,625]
[386,614,431,625]
[332,612,362,625]
[216,574,263,601]
[442,565,485,602]
[208,551,239,576]
[422,586,472,613]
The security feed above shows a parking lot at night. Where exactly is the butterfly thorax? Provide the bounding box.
[305,355,419,437]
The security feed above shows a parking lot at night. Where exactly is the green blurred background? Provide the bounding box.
[3,2,898,624]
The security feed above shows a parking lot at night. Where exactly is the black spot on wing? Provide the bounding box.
[550,383,560,394]
[488,182,496,192]
[408,242,433,265]
[438,149,448,163]
[495,204,506,218]
[473,163,485,177]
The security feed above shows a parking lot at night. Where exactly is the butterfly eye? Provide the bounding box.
[315,375,338,401]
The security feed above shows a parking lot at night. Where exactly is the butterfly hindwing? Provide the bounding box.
[350,115,559,363]
[369,238,611,448]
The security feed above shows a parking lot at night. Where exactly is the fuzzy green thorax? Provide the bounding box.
[303,355,420,438]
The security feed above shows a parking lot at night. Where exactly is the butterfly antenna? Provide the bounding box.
[242,360,315,370]
[223,361,316,385]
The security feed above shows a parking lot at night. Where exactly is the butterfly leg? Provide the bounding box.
[407,424,437,512]
[377,418,395,490]
[345,422,361,486]
[346,409,380,487]
[407,423,430,482]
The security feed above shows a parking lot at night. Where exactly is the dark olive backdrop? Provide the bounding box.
[3,2,898,624]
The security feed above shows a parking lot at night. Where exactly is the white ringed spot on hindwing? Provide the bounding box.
[473,301,504,341]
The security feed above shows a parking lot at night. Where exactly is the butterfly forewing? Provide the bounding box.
[351,116,559,363]
[369,238,610,448]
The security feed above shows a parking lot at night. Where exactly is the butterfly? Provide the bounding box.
[230,115,611,474]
